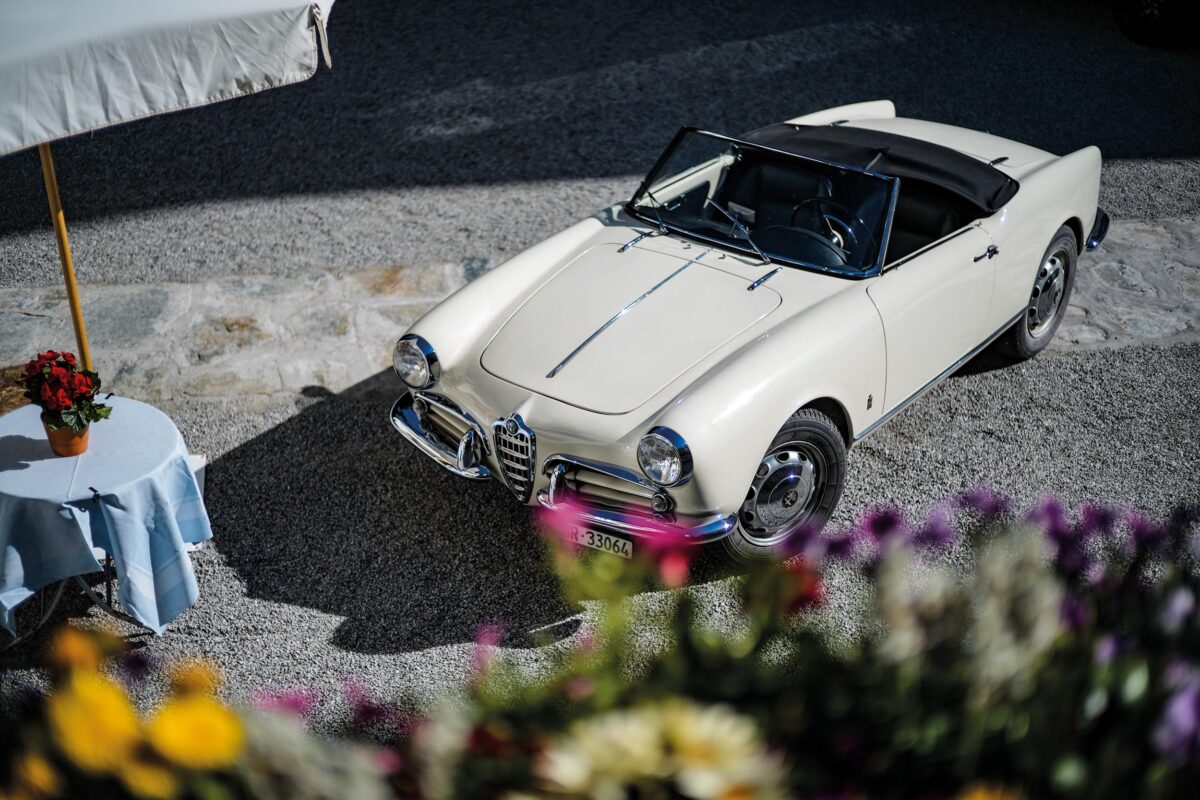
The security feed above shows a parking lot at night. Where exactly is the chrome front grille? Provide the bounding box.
[493,414,536,501]
[545,456,674,517]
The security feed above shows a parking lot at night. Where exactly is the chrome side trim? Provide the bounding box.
[853,310,1024,443]
[389,394,492,480]
[545,248,710,378]
[536,490,735,543]
[746,267,781,291]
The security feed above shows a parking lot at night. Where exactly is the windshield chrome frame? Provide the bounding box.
[626,126,900,280]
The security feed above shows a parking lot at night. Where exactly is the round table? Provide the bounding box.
[0,396,211,642]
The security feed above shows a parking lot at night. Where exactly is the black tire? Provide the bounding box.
[723,408,846,563]
[998,226,1078,361]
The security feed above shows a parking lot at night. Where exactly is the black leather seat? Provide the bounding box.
[887,189,959,262]
[723,162,831,230]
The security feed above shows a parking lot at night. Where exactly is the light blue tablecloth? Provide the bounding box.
[0,396,211,635]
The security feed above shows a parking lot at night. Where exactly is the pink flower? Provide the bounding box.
[471,623,505,676]
[251,686,319,718]
[658,550,690,588]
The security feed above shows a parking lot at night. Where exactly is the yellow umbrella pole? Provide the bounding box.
[37,143,92,371]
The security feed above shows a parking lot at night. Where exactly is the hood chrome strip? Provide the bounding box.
[546,248,709,379]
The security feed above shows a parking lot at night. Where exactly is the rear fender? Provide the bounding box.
[980,146,1101,325]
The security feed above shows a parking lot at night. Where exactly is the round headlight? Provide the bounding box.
[392,335,439,389]
[637,427,693,486]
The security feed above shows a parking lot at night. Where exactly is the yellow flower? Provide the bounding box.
[167,659,220,696]
[46,672,140,773]
[118,759,180,800]
[958,785,1024,800]
[147,696,244,770]
[13,751,60,796]
[46,627,103,673]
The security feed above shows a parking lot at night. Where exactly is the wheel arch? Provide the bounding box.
[1063,216,1084,255]
[801,396,852,445]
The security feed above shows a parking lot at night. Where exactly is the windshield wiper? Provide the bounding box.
[704,197,769,265]
[636,188,670,234]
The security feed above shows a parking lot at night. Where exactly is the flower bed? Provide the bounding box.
[2,493,1197,799]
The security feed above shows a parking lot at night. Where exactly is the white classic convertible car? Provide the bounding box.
[389,100,1108,560]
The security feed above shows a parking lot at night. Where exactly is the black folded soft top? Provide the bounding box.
[740,123,1020,214]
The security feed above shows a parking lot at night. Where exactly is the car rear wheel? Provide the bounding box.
[723,408,846,563]
[999,226,1077,361]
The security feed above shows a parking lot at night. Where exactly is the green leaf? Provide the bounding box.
[1052,755,1087,792]
[1122,661,1149,705]
[1083,687,1108,720]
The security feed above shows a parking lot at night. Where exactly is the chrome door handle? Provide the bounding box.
[974,244,999,262]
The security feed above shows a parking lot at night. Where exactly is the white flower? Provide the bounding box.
[533,698,787,799]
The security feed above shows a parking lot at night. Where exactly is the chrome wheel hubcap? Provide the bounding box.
[1027,250,1067,338]
[740,443,824,545]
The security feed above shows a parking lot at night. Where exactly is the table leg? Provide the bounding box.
[1,580,68,653]
[73,577,154,633]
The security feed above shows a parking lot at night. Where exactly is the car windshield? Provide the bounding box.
[629,129,896,275]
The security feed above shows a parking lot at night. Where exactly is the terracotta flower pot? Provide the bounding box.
[44,421,89,457]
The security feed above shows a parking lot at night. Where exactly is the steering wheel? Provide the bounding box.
[789,198,876,260]
[755,225,848,268]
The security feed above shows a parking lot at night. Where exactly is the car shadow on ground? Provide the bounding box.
[208,371,581,654]
[1,0,1196,232]
[206,370,744,655]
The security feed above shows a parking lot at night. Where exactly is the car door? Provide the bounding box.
[866,225,996,412]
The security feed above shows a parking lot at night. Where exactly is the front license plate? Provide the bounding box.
[570,527,632,559]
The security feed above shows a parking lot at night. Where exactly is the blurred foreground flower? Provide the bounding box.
[46,671,140,773]
[527,697,787,800]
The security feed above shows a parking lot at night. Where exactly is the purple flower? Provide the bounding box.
[1154,679,1200,762]
[860,507,907,546]
[958,486,1011,520]
[117,649,157,686]
[1081,504,1117,538]
[1029,496,1072,543]
[912,502,957,549]
[1094,635,1120,665]
[1127,511,1168,554]
[1060,597,1091,632]
[251,686,319,718]
[821,528,861,561]
[1161,587,1196,635]
[343,679,406,730]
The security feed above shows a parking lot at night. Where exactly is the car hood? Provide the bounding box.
[480,243,783,414]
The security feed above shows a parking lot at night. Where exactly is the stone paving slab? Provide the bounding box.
[1,219,1196,403]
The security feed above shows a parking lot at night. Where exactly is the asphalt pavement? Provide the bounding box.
[0,0,1198,728]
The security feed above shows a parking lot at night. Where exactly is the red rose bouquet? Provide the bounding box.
[18,350,111,432]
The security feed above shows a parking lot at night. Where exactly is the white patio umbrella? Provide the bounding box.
[0,0,335,370]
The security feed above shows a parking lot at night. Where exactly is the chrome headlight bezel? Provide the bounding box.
[392,334,440,389]
[636,426,693,487]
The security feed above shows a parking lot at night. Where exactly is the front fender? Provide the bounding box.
[404,216,605,373]
[654,282,885,515]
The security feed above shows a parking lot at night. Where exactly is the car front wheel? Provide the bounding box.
[723,408,846,562]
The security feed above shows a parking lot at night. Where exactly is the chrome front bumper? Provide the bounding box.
[389,392,491,480]
[390,392,736,543]
[535,490,736,543]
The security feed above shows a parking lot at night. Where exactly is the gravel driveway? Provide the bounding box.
[1,0,1198,726]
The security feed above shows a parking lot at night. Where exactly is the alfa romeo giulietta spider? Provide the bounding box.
[388,100,1108,560]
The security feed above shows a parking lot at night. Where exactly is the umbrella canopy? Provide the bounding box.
[0,0,335,368]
